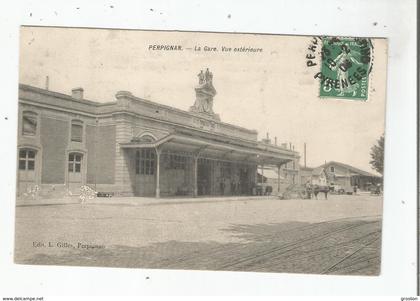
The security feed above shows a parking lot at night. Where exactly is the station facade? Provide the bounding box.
[17,70,299,198]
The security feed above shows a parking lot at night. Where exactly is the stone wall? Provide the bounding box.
[40,116,69,184]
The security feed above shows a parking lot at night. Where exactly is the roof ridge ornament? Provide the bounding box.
[189,68,220,121]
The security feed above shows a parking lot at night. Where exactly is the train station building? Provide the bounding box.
[299,161,382,192]
[17,69,300,198]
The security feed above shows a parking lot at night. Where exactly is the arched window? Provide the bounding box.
[330,166,335,172]
[135,149,155,175]
[19,149,36,170]
[139,135,155,142]
[131,133,156,143]
[71,120,83,142]
[22,111,37,136]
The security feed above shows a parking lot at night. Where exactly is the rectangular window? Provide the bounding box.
[19,160,26,170]
[22,115,37,136]
[135,149,155,175]
[71,123,83,142]
[27,161,35,170]
[68,153,82,173]
[18,149,36,171]
[28,150,35,159]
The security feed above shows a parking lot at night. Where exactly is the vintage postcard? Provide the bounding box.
[15,26,387,275]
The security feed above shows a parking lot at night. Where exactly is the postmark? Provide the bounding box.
[306,36,373,101]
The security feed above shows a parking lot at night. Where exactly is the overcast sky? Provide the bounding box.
[19,27,387,174]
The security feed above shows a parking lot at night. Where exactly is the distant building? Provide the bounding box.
[299,161,382,191]
[320,161,382,190]
[16,70,299,199]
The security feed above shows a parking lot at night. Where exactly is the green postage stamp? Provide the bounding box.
[312,37,373,101]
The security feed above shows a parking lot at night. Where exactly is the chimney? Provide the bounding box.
[262,132,271,144]
[45,76,49,90]
[72,87,84,100]
[304,142,307,168]
[274,136,277,146]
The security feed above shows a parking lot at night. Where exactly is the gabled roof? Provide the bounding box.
[312,167,325,176]
[321,161,381,178]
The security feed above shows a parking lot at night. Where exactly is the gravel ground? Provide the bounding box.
[14,194,382,275]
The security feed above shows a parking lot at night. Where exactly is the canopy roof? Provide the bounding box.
[120,130,297,166]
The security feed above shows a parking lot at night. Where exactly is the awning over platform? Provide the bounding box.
[120,131,297,166]
[258,169,284,180]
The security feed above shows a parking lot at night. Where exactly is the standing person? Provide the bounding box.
[353,185,358,195]
[324,186,329,200]
[375,183,381,195]
[305,182,312,199]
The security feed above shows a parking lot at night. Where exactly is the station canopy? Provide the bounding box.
[120,128,297,166]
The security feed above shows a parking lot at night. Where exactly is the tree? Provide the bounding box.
[369,135,384,175]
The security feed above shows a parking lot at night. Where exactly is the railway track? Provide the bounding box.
[321,234,381,275]
[247,228,381,272]
[215,220,380,272]
[150,216,381,275]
